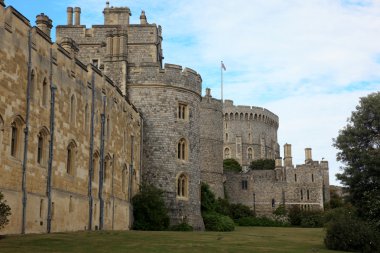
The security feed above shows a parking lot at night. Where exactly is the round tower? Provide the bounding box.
[223,100,279,169]
[200,88,224,198]
[127,63,204,230]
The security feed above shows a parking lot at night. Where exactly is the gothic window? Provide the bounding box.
[177,173,188,198]
[247,148,253,160]
[311,174,314,182]
[225,133,228,141]
[241,180,248,190]
[307,190,310,200]
[92,151,99,183]
[295,174,297,182]
[177,138,187,160]
[70,94,76,124]
[178,103,187,120]
[224,147,230,159]
[122,165,128,194]
[37,128,48,166]
[10,117,23,159]
[300,189,303,200]
[66,140,77,175]
[42,78,49,107]
[84,103,89,132]
[272,198,275,208]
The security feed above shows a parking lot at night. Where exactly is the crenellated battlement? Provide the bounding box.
[127,63,202,96]
[223,100,279,128]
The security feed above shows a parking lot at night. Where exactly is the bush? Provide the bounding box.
[223,159,242,172]
[132,184,170,231]
[201,183,217,213]
[288,205,302,226]
[170,222,193,231]
[236,216,289,227]
[300,211,324,228]
[214,198,231,217]
[249,159,275,170]
[0,191,11,230]
[229,203,254,220]
[325,215,380,253]
[203,212,235,232]
[273,204,287,216]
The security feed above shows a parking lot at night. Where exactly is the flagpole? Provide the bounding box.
[221,61,223,102]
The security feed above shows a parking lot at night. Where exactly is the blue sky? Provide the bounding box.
[6,0,380,185]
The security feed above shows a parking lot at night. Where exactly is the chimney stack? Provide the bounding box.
[67,7,73,25]
[305,148,312,164]
[36,13,53,38]
[140,10,147,25]
[74,7,81,25]
[283,143,293,167]
[206,88,212,97]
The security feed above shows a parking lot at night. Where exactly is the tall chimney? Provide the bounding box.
[305,148,312,164]
[140,10,147,25]
[67,7,73,25]
[36,13,53,38]
[206,88,211,97]
[74,7,81,25]
[283,143,293,167]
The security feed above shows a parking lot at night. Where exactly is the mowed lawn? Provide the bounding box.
[0,226,345,253]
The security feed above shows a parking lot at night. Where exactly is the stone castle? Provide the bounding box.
[0,1,330,234]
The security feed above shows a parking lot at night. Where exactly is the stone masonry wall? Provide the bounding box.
[0,4,141,234]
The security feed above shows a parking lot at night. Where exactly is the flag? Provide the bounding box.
[221,61,226,71]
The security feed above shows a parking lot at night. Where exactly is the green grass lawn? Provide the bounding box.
[0,226,345,253]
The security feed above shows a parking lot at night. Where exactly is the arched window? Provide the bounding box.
[225,133,228,141]
[122,165,128,194]
[84,103,89,131]
[177,173,188,198]
[307,190,310,200]
[66,140,77,175]
[224,147,230,159]
[178,103,187,120]
[70,94,76,124]
[177,138,187,160]
[37,128,49,166]
[92,151,99,183]
[30,70,35,101]
[229,113,233,120]
[300,189,303,200]
[247,148,253,160]
[10,117,24,159]
[104,155,111,181]
[42,78,48,107]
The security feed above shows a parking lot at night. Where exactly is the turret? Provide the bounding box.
[283,143,293,167]
[103,2,131,26]
[36,13,53,38]
[305,148,312,164]
[140,10,147,25]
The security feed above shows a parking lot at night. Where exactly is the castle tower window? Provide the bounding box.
[122,165,128,194]
[178,103,187,120]
[241,179,248,190]
[272,198,275,208]
[224,147,230,159]
[177,173,188,198]
[42,78,49,107]
[300,189,303,200]
[295,174,297,182]
[177,138,187,160]
[69,195,73,213]
[92,151,99,183]
[106,116,111,140]
[307,190,310,200]
[37,129,48,166]
[10,117,23,159]
[225,133,228,141]
[312,174,314,182]
[248,148,253,160]
[92,59,99,68]
[70,94,76,124]
[66,141,77,175]
[39,199,44,218]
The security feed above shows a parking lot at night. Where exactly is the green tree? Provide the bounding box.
[132,184,170,231]
[249,159,275,170]
[223,159,242,172]
[0,191,11,230]
[333,92,380,229]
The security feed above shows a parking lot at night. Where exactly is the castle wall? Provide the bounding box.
[200,89,224,198]
[0,4,141,234]
[223,100,279,168]
[224,160,327,216]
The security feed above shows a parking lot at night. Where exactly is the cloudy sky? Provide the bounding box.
[7,0,380,185]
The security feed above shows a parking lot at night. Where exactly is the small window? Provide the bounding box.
[178,103,187,120]
[295,174,297,182]
[92,59,99,68]
[69,195,73,213]
[224,147,230,159]
[10,118,23,159]
[42,78,49,107]
[11,125,18,157]
[122,165,128,194]
[241,180,248,190]
[307,190,310,200]
[66,141,76,175]
[177,173,188,198]
[311,174,314,182]
[39,199,44,218]
[225,133,228,141]
[300,189,303,200]
[37,135,43,164]
[272,198,275,208]
[70,94,76,124]
[177,138,187,160]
